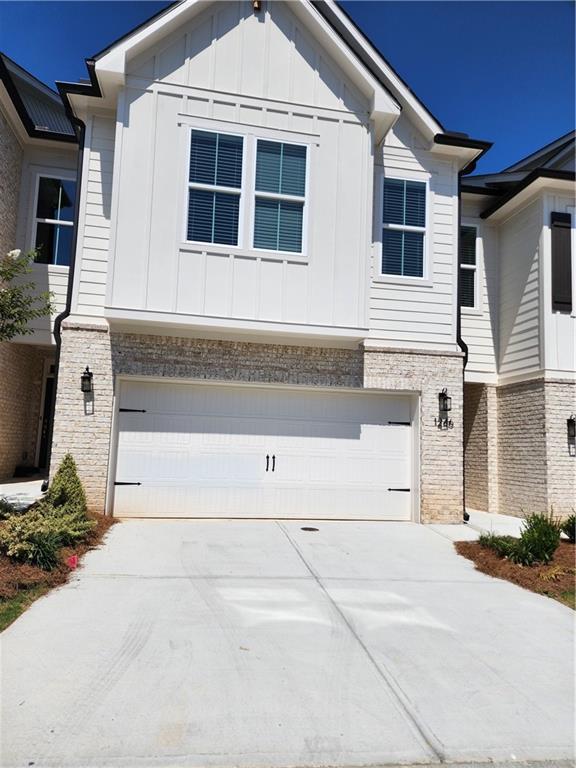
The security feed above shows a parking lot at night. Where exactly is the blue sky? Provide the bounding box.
[0,1,573,173]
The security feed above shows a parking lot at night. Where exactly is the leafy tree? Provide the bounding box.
[0,249,54,341]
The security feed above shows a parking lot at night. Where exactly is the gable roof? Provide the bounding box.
[502,129,575,173]
[0,52,76,142]
[57,0,489,165]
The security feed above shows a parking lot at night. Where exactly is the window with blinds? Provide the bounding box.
[381,178,426,277]
[187,130,244,246]
[254,140,307,253]
[460,225,477,308]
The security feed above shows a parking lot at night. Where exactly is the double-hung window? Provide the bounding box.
[34,176,77,266]
[460,225,478,309]
[381,178,426,278]
[185,130,307,255]
[187,130,244,246]
[253,140,307,253]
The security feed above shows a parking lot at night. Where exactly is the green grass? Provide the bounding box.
[0,585,50,632]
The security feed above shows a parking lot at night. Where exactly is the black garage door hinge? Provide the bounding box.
[388,488,410,492]
[119,408,147,413]
[114,481,142,486]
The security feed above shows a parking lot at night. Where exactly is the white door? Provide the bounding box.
[113,380,414,520]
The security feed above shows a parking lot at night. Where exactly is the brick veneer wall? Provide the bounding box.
[51,323,465,522]
[544,380,576,516]
[0,109,22,258]
[0,342,53,478]
[497,379,549,517]
[463,383,499,513]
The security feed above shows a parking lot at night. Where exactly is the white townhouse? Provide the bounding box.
[47,0,492,523]
[461,132,576,517]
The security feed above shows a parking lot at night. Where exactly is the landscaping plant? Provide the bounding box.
[0,249,53,341]
[560,514,576,545]
[0,454,95,570]
[478,512,561,566]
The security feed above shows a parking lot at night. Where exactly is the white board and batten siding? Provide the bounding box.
[72,115,116,317]
[461,196,498,381]
[498,199,543,379]
[105,1,373,334]
[369,117,460,352]
[113,379,415,521]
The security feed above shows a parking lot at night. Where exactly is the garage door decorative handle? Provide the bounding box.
[272,455,276,472]
[388,488,410,492]
[266,455,270,472]
[119,408,147,413]
[114,481,142,486]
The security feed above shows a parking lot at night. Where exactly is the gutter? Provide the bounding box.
[45,64,102,477]
[480,168,576,219]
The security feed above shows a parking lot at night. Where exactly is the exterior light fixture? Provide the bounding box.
[439,388,452,414]
[568,414,576,457]
[81,366,93,394]
[435,388,454,430]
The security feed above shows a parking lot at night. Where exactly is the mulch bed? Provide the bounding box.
[0,514,116,601]
[456,540,576,608]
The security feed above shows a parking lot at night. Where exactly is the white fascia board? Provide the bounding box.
[431,142,483,171]
[321,0,442,140]
[487,177,576,223]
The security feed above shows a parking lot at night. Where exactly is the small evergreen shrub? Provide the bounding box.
[560,513,576,544]
[0,454,94,570]
[46,453,87,513]
[510,512,561,566]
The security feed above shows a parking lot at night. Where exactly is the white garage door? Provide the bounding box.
[113,380,414,520]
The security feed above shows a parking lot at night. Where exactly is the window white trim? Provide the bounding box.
[29,170,77,267]
[374,172,431,284]
[182,124,311,259]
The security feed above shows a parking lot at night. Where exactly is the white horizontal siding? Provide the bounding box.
[369,118,459,351]
[462,222,498,379]
[498,199,542,376]
[75,115,115,316]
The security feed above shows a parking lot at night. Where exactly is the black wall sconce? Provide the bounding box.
[435,388,454,430]
[568,414,576,457]
[81,366,93,394]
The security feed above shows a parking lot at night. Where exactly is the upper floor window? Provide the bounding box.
[185,129,308,255]
[381,178,426,278]
[254,140,307,253]
[34,176,77,266]
[187,130,244,246]
[460,225,478,308]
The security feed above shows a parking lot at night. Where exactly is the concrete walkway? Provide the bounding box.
[1,520,574,768]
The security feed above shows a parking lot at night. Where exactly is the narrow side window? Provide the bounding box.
[381,178,426,278]
[551,212,572,313]
[460,225,477,308]
[34,177,77,266]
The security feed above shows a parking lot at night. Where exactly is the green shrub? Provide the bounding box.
[0,510,61,570]
[560,514,576,544]
[0,454,94,570]
[478,532,517,558]
[506,512,561,566]
[46,453,87,514]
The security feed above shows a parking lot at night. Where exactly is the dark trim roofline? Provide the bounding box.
[461,185,500,197]
[480,169,576,219]
[0,53,77,143]
[434,133,493,175]
[501,129,575,172]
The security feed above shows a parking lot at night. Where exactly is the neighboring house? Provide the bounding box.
[47,0,492,524]
[461,132,576,517]
[0,54,78,479]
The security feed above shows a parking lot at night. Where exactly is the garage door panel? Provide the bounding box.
[114,381,414,520]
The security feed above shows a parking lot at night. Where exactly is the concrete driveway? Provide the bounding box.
[1,520,574,768]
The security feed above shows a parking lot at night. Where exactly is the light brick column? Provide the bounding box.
[485,384,499,514]
[50,322,114,512]
[0,108,22,258]
[544,380,576,517]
